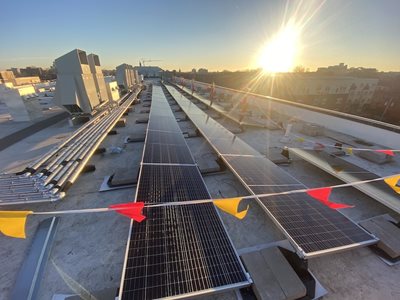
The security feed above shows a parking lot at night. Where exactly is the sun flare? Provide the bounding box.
[258,24,301,73]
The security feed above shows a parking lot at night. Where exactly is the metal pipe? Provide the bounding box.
[59,107,125,181]
[51,110,118,181]
[62,97,135,189]
[54,161,80,188]
[2,91,139,204]
[35,108,113,179]
[45,100,130,191]
[51,161,75,184]
[36,110,111,175]
[41,111,114,185]
[42,165,64,185]
[24,109,110,174]
[61,110,116,163]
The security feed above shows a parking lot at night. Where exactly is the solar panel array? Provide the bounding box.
[177,83,268,128]
[119,84,249,299]
[165,84,377,258]
[291,148,400,214]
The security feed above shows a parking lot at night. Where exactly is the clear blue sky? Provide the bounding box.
[1,0,399,71]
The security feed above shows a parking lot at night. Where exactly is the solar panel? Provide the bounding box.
[143,143,195,164]
[177,85,269,128]
[120,85,249,299]
[223,155,299,185]
[137,165,208,202]
[208,138,261,156]
[123,204,249,299]
[147,116,182,133]
[165,84,377,258]
[291,148,400,214]
[248,185,374,254]
[146,130,187,146]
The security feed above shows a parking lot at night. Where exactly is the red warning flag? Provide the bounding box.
[375,150,395,156]
[313,143,325,151]
[306,187,353,209]
[109,202,146,222]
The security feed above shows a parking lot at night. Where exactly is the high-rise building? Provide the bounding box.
[53,49,101,114]
[88,53,109,103]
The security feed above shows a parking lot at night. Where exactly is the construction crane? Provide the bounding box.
[140,59,163,67]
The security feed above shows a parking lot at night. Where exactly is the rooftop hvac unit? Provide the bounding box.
[88,53,109,103]
[53,49,101,114]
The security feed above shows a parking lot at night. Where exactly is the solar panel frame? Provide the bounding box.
[246,185,375,254]
[142,143,196,164]
[291,148,400,214]
[122,204,250,299]
[146,130,187,146]
[147,116,182,133]
[119,85,250,299]
[165,84,378,258]
[222,155,300,185]
[137,165,209,203]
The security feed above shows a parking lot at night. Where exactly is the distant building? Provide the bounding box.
[134,66,162,78]
[13,76,41,85]
[104,76,120,101]
[317,63,348,74]
[0,71,41,86]
[20,66,43,77]
[88,53,109,103]
[54,49,101,114]
[275,74,378,112]
[116,63,135,90]
[347,78,378,106]
[9,68,21,76]
[198,68,208,74]
[370,79,400,125]
[0,71,15,84]
[0,84,43,121]
[317,63,378,77]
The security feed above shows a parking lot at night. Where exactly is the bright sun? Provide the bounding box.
[258,24,301,73]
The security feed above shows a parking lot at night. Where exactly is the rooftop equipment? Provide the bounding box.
[54,49,101,114]
[87,53,109,103]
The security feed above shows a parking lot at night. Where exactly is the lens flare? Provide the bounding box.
[258,23,301,73]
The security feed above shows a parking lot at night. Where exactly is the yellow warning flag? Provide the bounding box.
[332,165,344,173]
[384,175,400,194]
[345,147,353,155]
[0,211,32,239]
[213,197,249,219]
[295,137,305,143]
